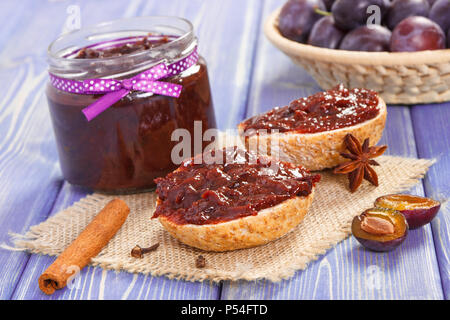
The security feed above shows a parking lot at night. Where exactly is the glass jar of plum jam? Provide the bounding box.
[46,17,216,193]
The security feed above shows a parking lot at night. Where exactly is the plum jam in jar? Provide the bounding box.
[46,17,216,193]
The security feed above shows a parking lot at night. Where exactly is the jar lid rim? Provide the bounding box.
[47,15,194,63]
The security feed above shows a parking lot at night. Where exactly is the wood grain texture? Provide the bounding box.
[0,0,153,299]
[411,103,450,299]
[0,0,149,299]
[1,0,262,299]
[220,0,445,300]
[12,183,220,300]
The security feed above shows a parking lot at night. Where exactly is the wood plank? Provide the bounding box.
[7,0,263,299]
[0,1,29,48]
[12,183,220,300]
[411,103,450,299]
[0,0,70,299]
[220,0,444,300]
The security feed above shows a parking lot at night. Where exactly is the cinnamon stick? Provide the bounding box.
[38,199,130,295]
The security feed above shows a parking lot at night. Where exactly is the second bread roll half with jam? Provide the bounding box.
[238,85,387,171]
[153,147,320,252]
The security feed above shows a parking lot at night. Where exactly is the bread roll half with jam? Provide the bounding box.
[153,147,320,252]
[238,85,387,171]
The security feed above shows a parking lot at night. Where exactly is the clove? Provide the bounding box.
[131,243,160,258]
[196,255,206,268]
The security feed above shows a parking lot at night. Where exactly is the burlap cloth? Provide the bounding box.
[9,153,434,282]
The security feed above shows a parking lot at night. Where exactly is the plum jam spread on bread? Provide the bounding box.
[240,85,380,134]
[153,148,320,225]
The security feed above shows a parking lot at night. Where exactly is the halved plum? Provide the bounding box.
[374,194,441,229]
[352,208,408,252]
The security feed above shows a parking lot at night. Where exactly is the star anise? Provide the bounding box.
[333,134,387,192]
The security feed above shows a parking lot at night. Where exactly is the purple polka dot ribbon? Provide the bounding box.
[49,47,199,121]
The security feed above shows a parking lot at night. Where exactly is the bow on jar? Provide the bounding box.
[80,63,182,121]
[48,47,199,121]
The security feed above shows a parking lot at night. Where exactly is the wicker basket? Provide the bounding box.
[264,8,450,104]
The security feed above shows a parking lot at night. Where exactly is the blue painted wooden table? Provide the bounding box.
[0,0,448,300]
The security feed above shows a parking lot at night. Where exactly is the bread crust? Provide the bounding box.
[157,189,315,252]
[238,98,387,171]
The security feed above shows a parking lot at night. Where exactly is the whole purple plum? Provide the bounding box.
[390,16,446,52]
[278,0,326,43]
[340,25,392,51]
[307,16,345,49]
[332,0,389,31]
[429,0,450,33]
[386,0,430,30]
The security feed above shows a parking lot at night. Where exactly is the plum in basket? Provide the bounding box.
[340,25,391,51]
[278,0,326,43]
[308,16,345,49]
[390,16,446,52]
[386,0,430,30]
[429,0,450,34]
[332,0,389,31]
